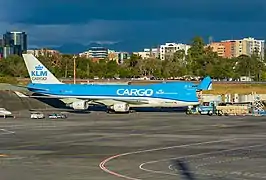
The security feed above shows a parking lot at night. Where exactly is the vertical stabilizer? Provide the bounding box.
[197,76,212,90]
[22,54,63,84]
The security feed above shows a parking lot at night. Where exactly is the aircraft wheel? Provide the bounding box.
[218,110,223,116]
[186,110,192,115]
[107,109,115,114]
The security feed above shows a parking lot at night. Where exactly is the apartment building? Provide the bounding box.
[159,43,190,60]
[208,42,225,57]
[208,41,235,58]
[108,50,118,61]
[117,52,130,64]
[27,48,60,57]
[221,37,265,59]
[243,37,265,59]
[79,47,108,60]
[134,48,160,59]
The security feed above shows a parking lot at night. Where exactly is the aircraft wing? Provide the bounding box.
[14,91,150,106]
[92,99,149,106]
[62,98,150,106]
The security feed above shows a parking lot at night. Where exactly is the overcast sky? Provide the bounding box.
[1,0,266,51]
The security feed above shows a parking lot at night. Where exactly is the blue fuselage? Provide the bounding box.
[27,82,199,103]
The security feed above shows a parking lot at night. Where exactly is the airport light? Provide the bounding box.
[73,55,77,84]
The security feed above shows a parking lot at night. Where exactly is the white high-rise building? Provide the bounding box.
[243,37,265,59]
[159,43,190,60]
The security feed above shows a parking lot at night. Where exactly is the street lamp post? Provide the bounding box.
[73,55,77,84]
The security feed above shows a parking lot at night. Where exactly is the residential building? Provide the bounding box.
[208,42,225,57]
[108,50,118,61]
[27,49,60,57]
[159,43,190,60]
[117,52,130,64]
[79,47,108,60]
[222,37,265,59]
[88,47,108,59]
[134,49,150,59]
[208,41,235,58]
[243,37,265,59]
[223,41,235,58]
[134,48,160,59]
[79,51,90,58]
[3,31,27,57]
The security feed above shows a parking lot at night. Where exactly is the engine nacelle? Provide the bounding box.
[109,103,130,112]
[70,101,89,110]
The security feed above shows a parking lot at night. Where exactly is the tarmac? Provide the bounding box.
[0,111,266,180]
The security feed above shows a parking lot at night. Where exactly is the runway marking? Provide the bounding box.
[140,143,266,166]
[99,138,238,180]
[139,143,266,179]
[195,156,249,168]
[0,129,15,135]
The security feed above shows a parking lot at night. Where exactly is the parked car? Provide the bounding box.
[30,112,45,119]
[48,113,67,119]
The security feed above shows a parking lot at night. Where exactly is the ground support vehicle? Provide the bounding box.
[30,112,45,119]
[48,113,67,119]
[186,101,226,116]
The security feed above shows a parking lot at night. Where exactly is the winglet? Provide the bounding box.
[22,54,63,84]
[197,76,212,90]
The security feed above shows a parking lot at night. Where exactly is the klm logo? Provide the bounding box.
[31,65,48,81]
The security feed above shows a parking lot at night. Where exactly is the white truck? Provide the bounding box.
[30,112,45,119]
[48,113,67,119]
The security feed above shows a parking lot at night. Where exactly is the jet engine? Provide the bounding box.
[69,101,89,110]
[108,103,130,113]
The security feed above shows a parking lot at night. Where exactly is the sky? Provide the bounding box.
[1,0,266,52]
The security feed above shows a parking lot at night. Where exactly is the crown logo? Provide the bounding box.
[35,65,43,71]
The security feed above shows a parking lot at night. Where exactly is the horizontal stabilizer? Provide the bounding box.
[14,91,28,97]
[27,86,49,91]
[14,91,55,98]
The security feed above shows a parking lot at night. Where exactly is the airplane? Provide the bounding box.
[0,108,12,118]
[19,54,212,113]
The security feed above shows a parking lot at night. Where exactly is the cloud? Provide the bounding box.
[87,41,121,46]
[1,18,266,52]
[0,20,126,48]
[8,0,266,25]
[0,0,266,52]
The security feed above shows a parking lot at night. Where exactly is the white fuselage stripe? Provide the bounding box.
[41,94,199,107]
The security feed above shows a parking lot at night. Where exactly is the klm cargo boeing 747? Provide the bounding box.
[20,54,212,113]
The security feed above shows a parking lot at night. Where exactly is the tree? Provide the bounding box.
[187,36,206,76]
[0,35,265,82]
[0,55,28,77]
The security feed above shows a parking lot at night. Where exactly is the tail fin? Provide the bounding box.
[22,54,62,84]
[197,76,212,90]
